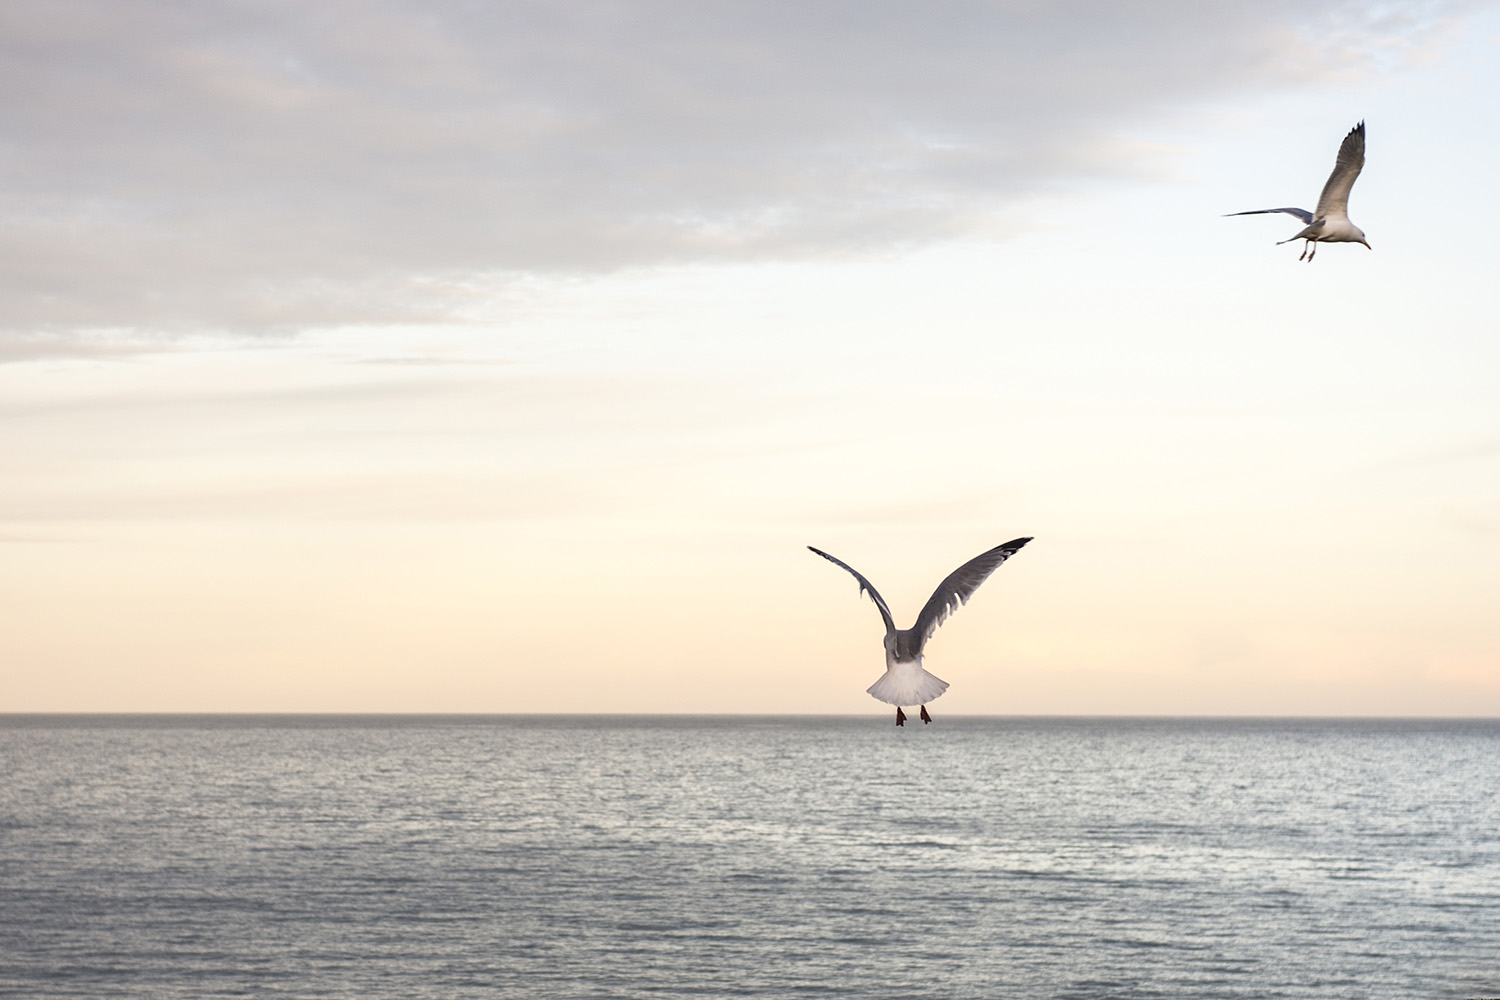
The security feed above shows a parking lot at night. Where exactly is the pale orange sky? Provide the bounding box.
[3,1,1499,714]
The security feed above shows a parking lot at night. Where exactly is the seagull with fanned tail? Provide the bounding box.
[1227,121,1370,261]
[809,538,1032,726]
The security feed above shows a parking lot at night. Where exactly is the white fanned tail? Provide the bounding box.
[867,659,950,707]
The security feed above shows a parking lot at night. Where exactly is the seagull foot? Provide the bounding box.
[895,707,906,727]
[920,705,932,724]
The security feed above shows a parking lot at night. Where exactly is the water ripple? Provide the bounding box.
[1,715,1498,998]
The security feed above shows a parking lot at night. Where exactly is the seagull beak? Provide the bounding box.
[1362,240,1372,250]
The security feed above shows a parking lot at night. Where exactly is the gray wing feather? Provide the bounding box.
[1314,121,1365,219]
[910,537,1032,650]
[809,546,896,636]
[1225,207,1314,225]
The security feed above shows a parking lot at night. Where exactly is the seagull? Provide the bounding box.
[1227,121,1370,261]
[809,538,1031,726]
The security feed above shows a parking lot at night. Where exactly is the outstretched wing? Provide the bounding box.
[1225,207,1314,225]
[910,537,1031,650]
[1314,121,1364,220]
[808,546,896,636]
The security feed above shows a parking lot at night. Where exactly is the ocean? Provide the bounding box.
[2,715,1497,998]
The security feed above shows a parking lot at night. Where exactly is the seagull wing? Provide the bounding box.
[1225,207,1315,224]
[808,546,896,636]
[1313,121,1364,220]
[909,537,1032,652]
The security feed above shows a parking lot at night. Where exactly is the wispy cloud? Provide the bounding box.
[0,331,164,363]
[0,0,1472,337]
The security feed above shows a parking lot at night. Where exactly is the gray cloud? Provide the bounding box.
[0,0,1469,336]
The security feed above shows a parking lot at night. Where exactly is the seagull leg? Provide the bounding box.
[919,705,932,724]
[895,707,906,727]
[1298,241,1309,262]
[1307,240,1318,262]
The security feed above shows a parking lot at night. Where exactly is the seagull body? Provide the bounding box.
[1228,121,1370,261]
[809,538,1031,725]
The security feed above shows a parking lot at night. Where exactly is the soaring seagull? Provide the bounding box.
[1227,121,1370,261]
[809,538,1031,726]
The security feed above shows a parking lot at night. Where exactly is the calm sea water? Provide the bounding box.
[2,716,1498,999]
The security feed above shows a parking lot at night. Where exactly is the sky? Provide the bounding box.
[3,0,1499,714]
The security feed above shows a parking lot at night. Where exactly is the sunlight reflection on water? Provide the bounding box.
[2,715,1498,998]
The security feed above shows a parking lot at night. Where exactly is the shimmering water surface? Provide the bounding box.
[2,716,1498,998]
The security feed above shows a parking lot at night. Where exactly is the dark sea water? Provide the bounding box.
[2,716,1498,999]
